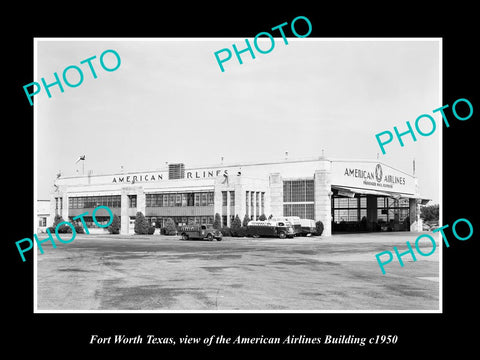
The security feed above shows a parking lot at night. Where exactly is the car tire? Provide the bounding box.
[278,231,286,239]
[182,234,189,240]
[207,233,214,241]
[217,238,222,242]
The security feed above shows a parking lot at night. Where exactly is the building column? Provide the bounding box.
[269,173,283,218]
[235,182,244,222]
[258,192,263,218]
[61,194,69,221]
[409,198,422,231]
[120,189,129,235]
[314,169,332,236]
[366,195,378,227]
[136,187,145,215]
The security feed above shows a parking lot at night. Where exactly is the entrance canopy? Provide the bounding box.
[332,185,415,200]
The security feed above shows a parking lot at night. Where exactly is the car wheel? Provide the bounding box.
[182,234,189,240]
[278,231,286,239]
[217,237,222,242]
[207,233,214,241]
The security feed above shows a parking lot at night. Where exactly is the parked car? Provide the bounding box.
[271,216,302,235]
[298,218,317,236]
[179,224,222,241]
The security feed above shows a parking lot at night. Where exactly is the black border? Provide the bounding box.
[6,4,478,355]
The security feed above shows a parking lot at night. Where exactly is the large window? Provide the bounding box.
[146,192,214,207]
[283,180,315,219]
[284,204,315,219]
[283,180,314,203]
[68,195,121,209]
[332,196,366,223]
[377,197,409,223]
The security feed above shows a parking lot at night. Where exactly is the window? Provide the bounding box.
[283,180,314,202]
[187,193,195,206]
[68,195,120,208]
[128,195,137,208]
[222,215,227,227]
[176,194,182,207]
[331,195,366,223]
[208,192,214,206]
[284,203,315,219]
[261,192,265,215]
[38,217,47,227]
[195,193,200,206]
[169,194,175,207]
[230,191,235,206]
[201,193,207,206]
[377,196,410,223]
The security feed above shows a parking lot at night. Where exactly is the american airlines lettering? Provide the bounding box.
[343,164,406,188]
[111,169,228,183]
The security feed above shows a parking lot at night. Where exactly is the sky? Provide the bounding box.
[35,38,441,203]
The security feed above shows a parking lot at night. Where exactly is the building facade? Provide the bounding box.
[50,156,427,236]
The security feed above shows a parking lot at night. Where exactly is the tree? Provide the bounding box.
[315,221,324,236]
[108,214,121,234]
[420,204,439,222]
[165,218,177,235]
[134,211,149,235]
[230,215,242,236]
[268,214,273,220]
[242,214,250,227]
[49,214,71,233]
[259,214,267,221]
[213,213,222,229]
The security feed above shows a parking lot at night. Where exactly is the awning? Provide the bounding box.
[332,185,414,199]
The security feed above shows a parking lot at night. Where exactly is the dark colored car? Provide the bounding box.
[179,224,223,241]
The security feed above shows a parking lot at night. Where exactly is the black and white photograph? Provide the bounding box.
[7,6,478,356]
[33,38,441,312]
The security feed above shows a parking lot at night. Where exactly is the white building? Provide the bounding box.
[50,156,427,235]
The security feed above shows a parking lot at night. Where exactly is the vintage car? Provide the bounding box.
[271,216,302,235]
[246,220,295,239]
[179,224,223,241]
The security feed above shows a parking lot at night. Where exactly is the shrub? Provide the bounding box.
[74,223,85,234]
[420,204,439,222]
[164,218,177,235]
[50,215,70,233]
[236,226,247,237]
[221,226,231,236]
[134,211,149,235]
[315,220,324,236]
[108,214,121,234]
[259,214,267,221]
[147,226,155,235]
[242,214,250,227]
[213,213,222,230]
[230,215,242,236]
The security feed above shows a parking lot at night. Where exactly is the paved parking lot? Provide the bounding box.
[36,232,440,311]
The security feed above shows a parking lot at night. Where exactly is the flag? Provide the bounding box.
[75,155,86,164]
